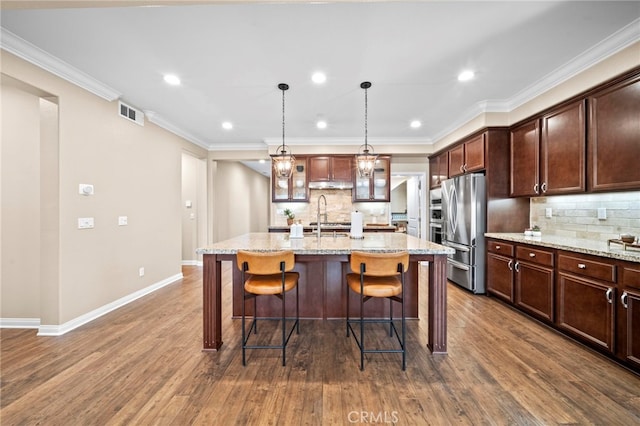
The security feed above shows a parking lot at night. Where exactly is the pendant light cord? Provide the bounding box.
[282,86,285,152]
[364,85,368,151]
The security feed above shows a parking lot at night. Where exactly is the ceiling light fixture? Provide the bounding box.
[163,74,181,85]
[458,70,475,82]
[355,81,377,178]
[222,121,233,130]
[311,72,327,84]
[272,83,295,179]
[410,120,422,129]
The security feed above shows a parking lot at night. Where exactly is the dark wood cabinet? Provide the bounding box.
[271,156,309,202]
[429,152,448,189]
[308,156,353,182]
[486,240,515,302]
[515,246,554,322]
[510,100,586,197]
[540,100,586,195]
[353,155,391,202]
[448,133,485,177]
[620,264,640,369]
[510,119,540,197]
[557,251,616,353]
[588,73,640,192]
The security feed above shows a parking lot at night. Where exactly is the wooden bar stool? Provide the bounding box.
[236,250,300,366]
[346,251,409,370]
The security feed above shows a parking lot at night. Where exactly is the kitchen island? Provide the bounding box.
[196,232,454,354]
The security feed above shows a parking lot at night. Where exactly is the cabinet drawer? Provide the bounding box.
[558,253,616,283]
[622,265,640,289]
[487,240,514,256]
[516,246,554,267]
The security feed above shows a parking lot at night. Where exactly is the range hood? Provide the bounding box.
[308,180,353,190]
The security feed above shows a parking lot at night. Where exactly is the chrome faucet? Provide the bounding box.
[317,194,327,237]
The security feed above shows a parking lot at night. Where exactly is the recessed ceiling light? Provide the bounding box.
[410,120,422,129]
[458,70,475,82]
[311,72,327,84]
[163,74,181,85]
[316,120,327,129]
[258,159,266,164]
[222,121,233,130]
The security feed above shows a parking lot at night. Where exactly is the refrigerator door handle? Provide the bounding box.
[443,241,470,252]
[450,261,470,272]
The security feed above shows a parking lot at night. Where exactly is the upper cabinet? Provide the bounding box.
[429,151,449,189]
[510,100,586,197]
[272,156,309,202]
[308,155,353,182]
[588,73,640,192]
[353,155,391,202]
[448,133,485,177]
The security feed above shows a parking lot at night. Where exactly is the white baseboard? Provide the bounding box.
[0,318,41,329]
[181,259,202,266]
[0,273,183,336]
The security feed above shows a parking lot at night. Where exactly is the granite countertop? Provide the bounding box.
[268,224,397,231]
[485,233,640,263]
[197,232,454,255]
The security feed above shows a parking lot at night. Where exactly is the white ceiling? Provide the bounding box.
[1,1,639,168]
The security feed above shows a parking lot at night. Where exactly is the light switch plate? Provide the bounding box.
[597,207,607,220]
[118,216,128,226]
[79,184,94,195]
[78,217,94,229]
[545,208,552,218]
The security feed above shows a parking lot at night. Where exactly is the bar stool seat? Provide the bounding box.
[346,251,409,371]
[237,250,300,366]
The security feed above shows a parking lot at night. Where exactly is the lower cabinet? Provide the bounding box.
[486,239,640,372]
[515,245,554,323]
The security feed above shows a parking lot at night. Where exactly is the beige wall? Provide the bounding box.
[1,50,207,327]
[210,160,269,242]
[181,153,207,264]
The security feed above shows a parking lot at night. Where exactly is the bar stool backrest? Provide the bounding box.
[349,251,409,276]
[237,250,296,274]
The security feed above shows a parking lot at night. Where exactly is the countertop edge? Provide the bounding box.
[485,233,640,263]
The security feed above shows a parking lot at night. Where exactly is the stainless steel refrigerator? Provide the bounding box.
[441,173,486,294]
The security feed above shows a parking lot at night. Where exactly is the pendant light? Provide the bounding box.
[355,81,378,177]
[272,83,295,179]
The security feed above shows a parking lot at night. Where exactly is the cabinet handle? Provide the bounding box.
[460,165,464,173]
[495,245,501,250]
[508,260,513,271]
[529,253,536,258]
[605,288,613,304]
[621,291,628,309]
[541,182,547,193]
[533,183,539,194]
[577,263,586,269]
[514,261,520,273]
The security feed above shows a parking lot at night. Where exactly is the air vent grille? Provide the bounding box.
[118,101,144,126]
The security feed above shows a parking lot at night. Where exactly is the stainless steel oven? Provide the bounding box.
[429,188,443,244]
[429,221,442,244]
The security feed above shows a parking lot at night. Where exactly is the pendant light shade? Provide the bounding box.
[272,83,295,179]
[356,81,378,177]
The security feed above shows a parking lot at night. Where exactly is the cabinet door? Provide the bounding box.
[448,145,465,177]
[464,133,485,173]
[331,156,353,181]
[486,252,514,302]
[620,288,640,369]
[308,156,331,182]
[290,157,308,201]
[588,74,640,191]
[429,152,448,188]
[540,100,586,195]
[515,261,554,322]
[557,272,615,353]
[510,119,540,197]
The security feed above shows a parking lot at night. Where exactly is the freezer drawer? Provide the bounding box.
[443,240,477,265]
[447,258,486,294]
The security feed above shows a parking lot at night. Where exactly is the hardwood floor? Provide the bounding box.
[1,264,639,425]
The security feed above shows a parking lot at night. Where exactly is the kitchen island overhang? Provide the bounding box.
[197,233,454,354]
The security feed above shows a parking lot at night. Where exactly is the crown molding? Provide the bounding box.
[143,111,210,149]
[0,27,121,101]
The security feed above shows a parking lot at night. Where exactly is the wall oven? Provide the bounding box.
[429,188,443,244]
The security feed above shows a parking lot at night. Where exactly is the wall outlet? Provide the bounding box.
[139,267,145,277]
[597,207,607,220]
[545,208,552,218]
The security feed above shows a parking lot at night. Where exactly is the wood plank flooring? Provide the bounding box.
[1,264,639,425]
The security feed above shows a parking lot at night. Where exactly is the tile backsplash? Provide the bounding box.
[530,192,640,241]
[272,189,390,226]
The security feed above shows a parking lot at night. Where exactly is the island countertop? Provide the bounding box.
[485,233,640,263]
[196,232,454,256]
